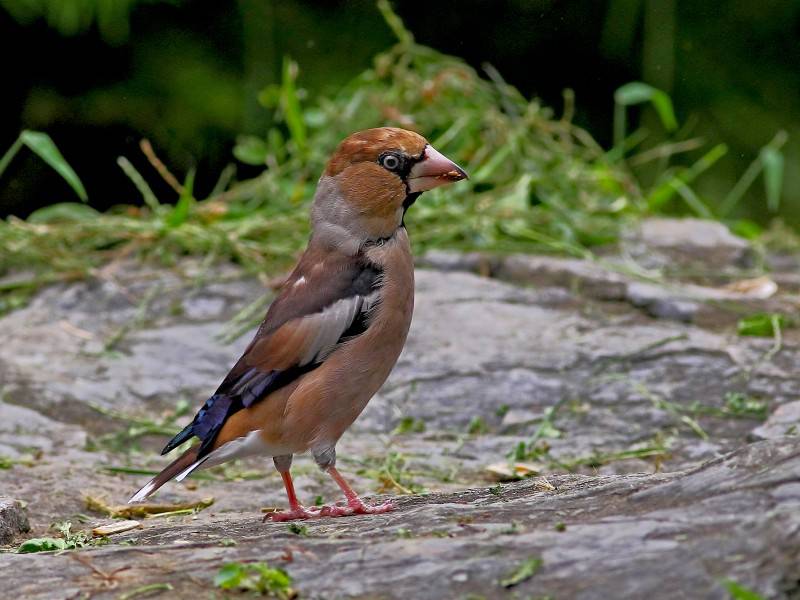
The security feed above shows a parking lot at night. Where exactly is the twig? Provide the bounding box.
[139,139,183,195]
[628,137,705,166]
[69,553,132,589]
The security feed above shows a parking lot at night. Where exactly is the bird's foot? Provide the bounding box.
[263,505,321,522]
[318,498,395,517]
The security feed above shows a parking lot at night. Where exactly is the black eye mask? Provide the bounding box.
[377,149,425,180]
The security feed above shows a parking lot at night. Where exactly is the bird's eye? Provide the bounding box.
[379,153,401,171]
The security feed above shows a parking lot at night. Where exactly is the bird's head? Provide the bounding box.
[312,127,468,249]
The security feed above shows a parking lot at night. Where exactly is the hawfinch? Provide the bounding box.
[129,127,467,520]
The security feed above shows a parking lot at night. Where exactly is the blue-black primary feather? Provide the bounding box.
[160,249,385,459]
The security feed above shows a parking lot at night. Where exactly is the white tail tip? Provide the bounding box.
[128,480,156,504]
[175,460,202,483]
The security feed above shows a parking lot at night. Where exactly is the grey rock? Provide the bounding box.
[626,282,702,322]
[1,257,799,598]
[751,401,800,440]
[773,271,800,292]
[622,217,754,271]
[0,498,30,544]
[417,249,498,275]
[0,439,799,599]
[767,252,800,274]
[420,249,799,325]
[495,254,630,300]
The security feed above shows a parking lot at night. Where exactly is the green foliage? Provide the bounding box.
[392,416,426,435]
[17,537,69,553]
[723,392,768,420]
[214,562,294,598]
[84,398,190,453]
[164,169,195,228]
[467,416,488,435]
[0,454,35,469]
[611,82,787,221]
[356,451,425,494]
[0,0,175,44]
[723,580,765,600]
[0,130,87,201]
[737,313,791,337]
[232,2,640,255]
[509,402,564,462]
[720,131,788,217]
[26,203,99,223]
[500,557,542,588]
[0,3,791,316]
[17,521,98,553]
[613,81,678,148]
[286,523,308,536]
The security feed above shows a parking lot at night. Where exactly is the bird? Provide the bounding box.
[128,127,468,520]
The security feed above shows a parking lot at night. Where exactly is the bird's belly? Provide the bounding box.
[201,429,294,469]
[285,291,414,450]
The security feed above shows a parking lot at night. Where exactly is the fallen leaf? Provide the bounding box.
[92,520,142,537]
[86,495,214,518]
[485,461,545,481]
[532,477,556,491]
[722,276,778,299]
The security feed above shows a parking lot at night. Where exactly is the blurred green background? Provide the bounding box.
[1,0,798,228]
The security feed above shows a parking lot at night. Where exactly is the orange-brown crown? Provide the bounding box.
[325,127,428,177]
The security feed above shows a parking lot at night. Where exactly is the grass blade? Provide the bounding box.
[26,202,100,223]
[19,130,88,201]
[723,580,766,600]
[117,156,160,211]
[674,182,712,219]
[281,57,307,154]
[0,136,24,179]
[377,0,414,45]
[760,145,784,212]
[719,130,787,216]
[647,143,727,211]
[613,82,677,148]
[165,168,195,228]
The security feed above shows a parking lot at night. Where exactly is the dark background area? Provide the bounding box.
[1,0,798,227]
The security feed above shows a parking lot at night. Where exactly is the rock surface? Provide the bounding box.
[1,439,800,599]
[621,216,755,271]
[0,498,30,544]
[1,224,799,598]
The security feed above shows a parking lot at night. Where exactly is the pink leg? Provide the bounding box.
[263,471,320,522]
[318,467,395,517]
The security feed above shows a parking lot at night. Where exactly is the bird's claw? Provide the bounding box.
[319,499,395,517]
[262,500,395,523]
[264,499,395,522]
[263,506,321,522]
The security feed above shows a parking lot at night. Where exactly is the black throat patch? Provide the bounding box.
[402,192,422,212]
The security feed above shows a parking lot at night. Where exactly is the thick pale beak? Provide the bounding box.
[407,145,468,193]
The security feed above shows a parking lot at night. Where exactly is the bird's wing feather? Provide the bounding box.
[161,246,382,458]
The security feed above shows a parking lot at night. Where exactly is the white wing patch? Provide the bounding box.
[299,290,380,365]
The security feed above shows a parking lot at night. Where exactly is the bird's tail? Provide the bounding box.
[128,446,202,503]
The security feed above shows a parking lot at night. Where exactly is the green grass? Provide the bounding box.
[17,521,105,554]
[0,1,794,316]
[214,562,294,598]
[354,450,426,494]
